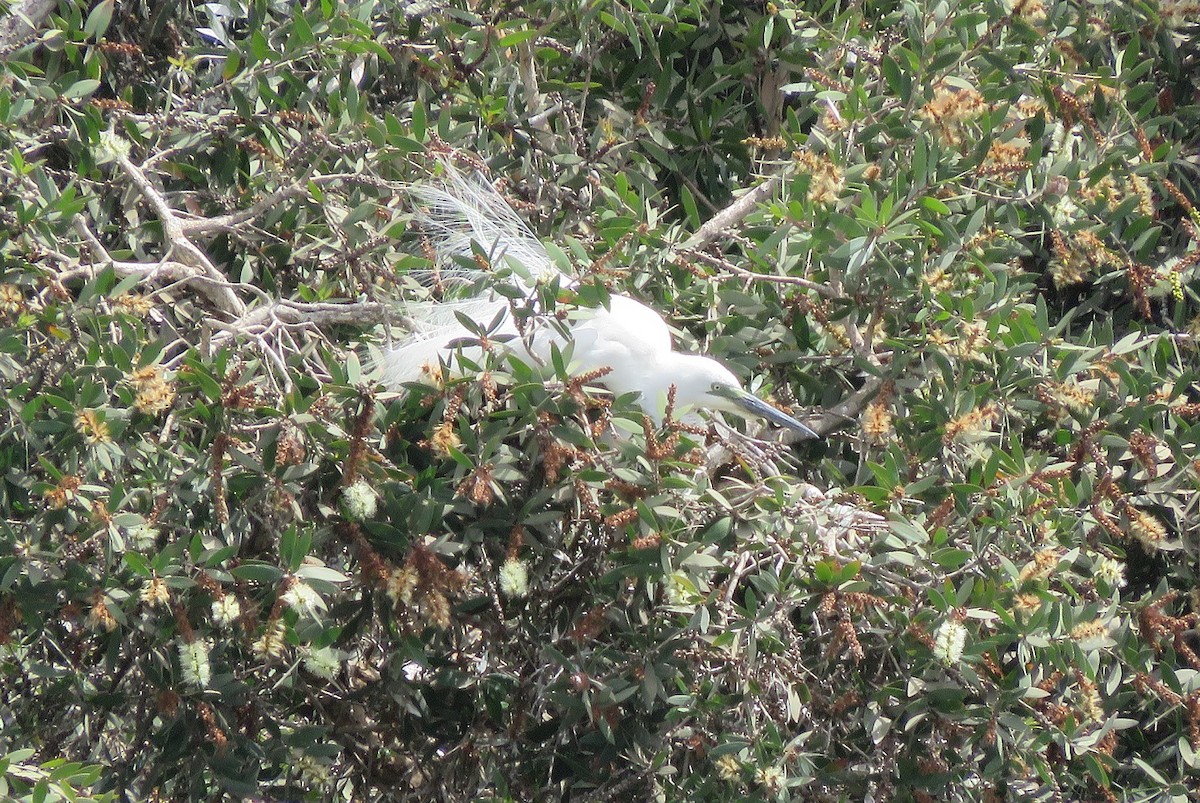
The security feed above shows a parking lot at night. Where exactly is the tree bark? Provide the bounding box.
[0,0,58,51]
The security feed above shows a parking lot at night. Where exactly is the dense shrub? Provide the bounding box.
[1,0,1199,800]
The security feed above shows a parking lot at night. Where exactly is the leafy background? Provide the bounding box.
[1,0,1199,800]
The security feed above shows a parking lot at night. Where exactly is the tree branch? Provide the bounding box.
[65,217,253,314]
[779,374,885,445]
[114,154,247,317]
[680,169,787,252]
[206,300,399,350]
[0,0,57,52]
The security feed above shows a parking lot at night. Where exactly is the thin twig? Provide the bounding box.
[679,246,838,298]
[177,173,366,236]
[208,300,396,343]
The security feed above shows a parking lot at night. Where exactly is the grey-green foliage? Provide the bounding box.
[1,0,1199,800]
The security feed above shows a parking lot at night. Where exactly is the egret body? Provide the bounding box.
[381,165,817,438]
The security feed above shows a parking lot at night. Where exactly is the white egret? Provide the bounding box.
[379,164,818,439]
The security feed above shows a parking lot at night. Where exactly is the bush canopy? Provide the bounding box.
[2,0,1200,800]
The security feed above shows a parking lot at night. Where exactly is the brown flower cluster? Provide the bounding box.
[43,474,81,509]
[1036,379,1097,417]
[128,365,176,415]
[980,140,1030,177]
[1048,229,1119,289]
[793,149,844,206]
[943,403,999,444]
[74,409,111,445]
[0,284,27,315]
[930,318,990,359]
[386,545,466,630]
[863,398,894,444]
[1011,0,1047,23]
[455,463,496,506]
[111,293,156,318]
[919,85,986,146]
[1161,0,1200,27]
[862,382,895,444]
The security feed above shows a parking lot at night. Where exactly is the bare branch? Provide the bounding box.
[0,0,57,51]
[277,300,398,326]
[207,300,398,349]
[779,374,885,445]
[178,186,312,236]
[114,154,246,317]
[64,217,257,314]
[680,169,787,252]
[56,257,217,289]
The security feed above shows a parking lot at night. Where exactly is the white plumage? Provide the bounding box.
[379,164,817,438]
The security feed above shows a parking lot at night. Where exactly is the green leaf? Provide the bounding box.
[679,184,700,229]
[291,10,314,46]
[249,30,271,62]
[498,28,539,47]
[882,55,910,99]
[230,562,285,584]
[63,79,101,100]
[123,552,152,577]
[222,49,241,80]
[84,0,115,40]
[920,196,951,216]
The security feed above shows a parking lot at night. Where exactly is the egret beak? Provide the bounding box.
[712,385,820,439]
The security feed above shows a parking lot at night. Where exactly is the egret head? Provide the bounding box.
[670,355,820,439]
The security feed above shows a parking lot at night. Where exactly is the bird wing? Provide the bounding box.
[567,296,673,360]
[524,295,674,403]
[374,162,813,434]
[380,164,562,384]
[383,165,678,404]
